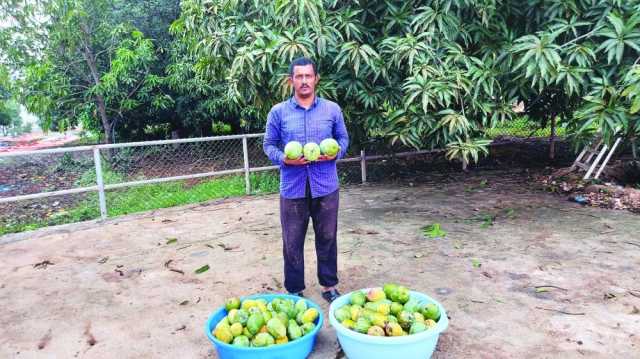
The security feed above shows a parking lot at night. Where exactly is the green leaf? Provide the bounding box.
[195,264,210,274]
[166,238,178,245]
[421,223,447,238]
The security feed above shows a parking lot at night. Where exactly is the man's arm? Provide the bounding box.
[263,109,286,166]
[333,108,349,160]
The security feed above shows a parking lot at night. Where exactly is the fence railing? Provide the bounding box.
[0,133,441,224]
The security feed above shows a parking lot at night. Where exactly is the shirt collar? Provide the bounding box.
[290,95,319,110]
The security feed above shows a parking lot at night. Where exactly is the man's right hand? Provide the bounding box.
[284,157,309,166]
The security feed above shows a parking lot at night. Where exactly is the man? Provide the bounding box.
[263,57,349,303]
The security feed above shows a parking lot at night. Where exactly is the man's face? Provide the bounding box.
[289,64,318,98]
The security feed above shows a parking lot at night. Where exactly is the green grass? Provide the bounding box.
[484,117,567,139]
[0,172,280,236]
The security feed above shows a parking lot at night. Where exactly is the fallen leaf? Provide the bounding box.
[217,243,240,251]
[421,223,447,239]
[179,300,189,306]
[34,260,54,269]
[166,238,178,245]
[471,259,482,268]
[195,264,210,274]
[414,253,424,258]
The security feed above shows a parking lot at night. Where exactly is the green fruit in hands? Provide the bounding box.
[284,141,303,160]
[252,332,275,347]
[232,335,250,347]
[303,142,321,161]
[319,138,340,157]
[350,291,366,306]
[225,297,241,311]
[367,325,385,336]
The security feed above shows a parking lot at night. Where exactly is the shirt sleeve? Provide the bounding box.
[263,108,286,166]
[333,107,349,160]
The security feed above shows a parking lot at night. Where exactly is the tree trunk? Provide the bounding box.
[80,22,112,144]
[549,115,556,160]
[95,94,112,143]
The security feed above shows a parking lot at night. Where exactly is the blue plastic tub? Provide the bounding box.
[329,289,448,359]
[205,293,324,359]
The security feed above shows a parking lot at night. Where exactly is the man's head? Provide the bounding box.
[288,57,319,99]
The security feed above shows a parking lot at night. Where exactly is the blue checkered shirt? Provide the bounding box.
[263,96,349,199]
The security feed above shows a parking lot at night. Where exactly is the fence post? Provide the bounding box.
[93,147,108,220]
[242,135,251,195]
[360,149,367,184]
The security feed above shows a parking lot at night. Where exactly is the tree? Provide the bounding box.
[4,0,171,143]
[171,0,640,163]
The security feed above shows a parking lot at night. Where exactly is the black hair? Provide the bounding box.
[288,57,318,77]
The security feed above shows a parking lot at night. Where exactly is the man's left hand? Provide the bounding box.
[317,154,337,162]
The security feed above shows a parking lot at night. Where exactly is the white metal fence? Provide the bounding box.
[0,133,440,234]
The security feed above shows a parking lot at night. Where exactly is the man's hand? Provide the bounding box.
[316,154,337,162]
[284,157,309,166]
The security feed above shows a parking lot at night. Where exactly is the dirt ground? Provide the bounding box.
[1,169,639,359]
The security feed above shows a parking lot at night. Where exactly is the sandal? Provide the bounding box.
[321,288,341,303]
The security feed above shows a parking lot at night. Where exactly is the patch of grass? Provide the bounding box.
[0,172,280,236]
